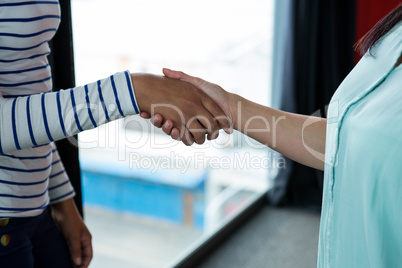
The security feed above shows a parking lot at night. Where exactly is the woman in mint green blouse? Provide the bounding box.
[146,4,402,267]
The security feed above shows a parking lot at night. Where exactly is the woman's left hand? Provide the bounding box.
[50,198,93,268]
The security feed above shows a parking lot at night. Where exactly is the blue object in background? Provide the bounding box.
[80,155,206,229]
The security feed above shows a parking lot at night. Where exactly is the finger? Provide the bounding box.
[215,115,233,134]
[68,237,82,267]
[140,112,151,119]
[201,97,233,134]
[162,68,184,80]
[195,115,220,141]
[186,118,206,145]
[171,128,181,140]
[162,68,203,88]
[150,114,163,128]
[80,234,93,268]
[208,126,219,140]
[162,120,174,135]
[182,135,194,146]
[181,125,195,146]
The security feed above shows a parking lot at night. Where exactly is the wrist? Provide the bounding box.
[131,73,155,113]
[50,198,81,221]
[131,73,168,114]
[130,73,148,113]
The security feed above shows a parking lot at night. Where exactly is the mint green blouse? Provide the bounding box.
[318,22,402,267]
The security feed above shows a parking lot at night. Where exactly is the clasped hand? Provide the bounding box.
[132,71,232,145]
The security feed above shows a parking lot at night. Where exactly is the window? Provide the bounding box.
[72,0,276,267]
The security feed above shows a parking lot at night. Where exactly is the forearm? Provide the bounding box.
[50,197,79,218]
[230,94,326,170]
[0,71,138,153]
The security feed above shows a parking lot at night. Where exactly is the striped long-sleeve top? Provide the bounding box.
[0,1,140,217]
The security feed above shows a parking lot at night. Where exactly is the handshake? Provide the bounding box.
[133,68,236,146]
[133,69,327,171]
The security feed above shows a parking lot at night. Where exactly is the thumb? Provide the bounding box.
[162,68,183,80]
[68,238,82,266]
[162,68,204,88]
[139,111,151,119]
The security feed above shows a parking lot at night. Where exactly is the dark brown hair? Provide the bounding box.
[354,3,402,55]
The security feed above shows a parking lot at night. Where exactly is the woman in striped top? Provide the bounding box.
[0,1,229,267]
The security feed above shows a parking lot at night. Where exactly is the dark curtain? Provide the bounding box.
[48,0,83,216]
[268,0,356,208]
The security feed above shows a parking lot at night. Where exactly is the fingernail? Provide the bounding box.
[225,128,233,134]
[73,257,81,266]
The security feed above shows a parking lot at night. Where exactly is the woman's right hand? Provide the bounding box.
[162,68,234,122]
[142,68,235,141]
[132,72,232,145]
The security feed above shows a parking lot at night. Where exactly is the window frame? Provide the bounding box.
[170,192,267,267]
